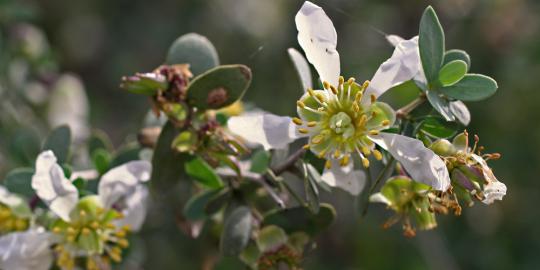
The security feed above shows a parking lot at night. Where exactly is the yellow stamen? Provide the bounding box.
[297,101,305,108]
[325,160,332,169]
[368,130,380,136]
[323,81,330,89]
[292,117,303,125]
[340,155,350,167]
[362,80,370,90]
[361,146,371,156]
[373,149,383,161]
[298,128,309,134]
[338,76,345,86]
[330,85,338,95]
[307,121,317,127]
[370,94,376,104]
[311,135,324,144]
[333,149,341,159]
[381,120,390,126]
[347,77,355,85]
[362,158,370,168]
[303,144,311,150]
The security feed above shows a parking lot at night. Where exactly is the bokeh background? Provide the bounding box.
[1,0,538,269]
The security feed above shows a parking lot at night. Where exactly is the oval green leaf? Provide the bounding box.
[166,33,219,76]
[4,168,34,198]
[42,125,71,164]
[419,6,445,84]
[220,206,253,256]
[183,188,222,221]
[439,74,498,101]
[184,156,223,189]
[418,116,459,139]
[438,60,467,87]
[443,49,471,71]
[186,64,252,110]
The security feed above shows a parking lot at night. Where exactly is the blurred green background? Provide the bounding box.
[1,0,538,269]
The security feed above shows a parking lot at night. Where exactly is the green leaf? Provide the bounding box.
[302,163,319,213]
[42,125,71,164]
[166,33,219,76]
[185,156,224,189]
[262,204,336,236]
[183,189,222,221]
[151,121,188,190]
[418,116,459,139]
[439,74,498,101]
[438,60,467,87]
[186,65,252,110]
[250,150,271,174]
[256,225,288,252]
[419,6,445,84]
[72,177,87,193]
[240,242,261,268]
[120,73,167,96]
[426,90,454,121]
[443,49,471,71]
[171,130,198,153]
[91,149,111,175]
[109,145,141,168]
[220,206,253,256]
[88,129,113,156]
[4,168,34,198]
[205,188,231,216]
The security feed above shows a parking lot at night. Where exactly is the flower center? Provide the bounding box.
[0,204,28,234]
[329,112,354,138]
[53,207,130,270]
[294,76,394,168]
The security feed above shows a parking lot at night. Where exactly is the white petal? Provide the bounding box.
[370,133,451,191]
[115,185,149,232]
[295,1,340,86]
[0,229,54,270]
[321,161,366,195]
[98,160,152,209]
[385,35,405,47]
[287,48,313,91]
[470,154,506,204]
[31,151,78,221]
[227,113,303,150]
[482,181,507,204]
[365,36,421,102]
[47,74,90,142]
[449,100,471,126]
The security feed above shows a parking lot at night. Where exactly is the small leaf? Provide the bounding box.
[426,90,455,122]
[185,156,224,189]
[183,189,222,221]
[151,121,188,190]
[419,6,445,84]
[186,65,252,110]
[438,60,467,87]
[302,162,319,213]
[166,33,219,76]
[443,49,471,71]
[120,73,167,95]
[220,206,253,256]
[205,188,231,216]
[4,168,34,198]
[250,150,271,174]
[42,125,71,164]
[418,116,459,139]
[109,145,141,168]
[92,149,111,175]
[88,129,113,156]
[172,130,198,153]
[262,204,336,236]
[256,225,288,252]
[439,74,498,101]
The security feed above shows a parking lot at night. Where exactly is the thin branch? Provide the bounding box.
[396,93,426,119]
[272,148,306,175]
[217,169,285,208]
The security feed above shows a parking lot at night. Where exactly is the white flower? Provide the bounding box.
[31,150,78,221]
[227,1,451,194]
[470,154,507,204]
[0,228,54,270]
[31,150,151,231]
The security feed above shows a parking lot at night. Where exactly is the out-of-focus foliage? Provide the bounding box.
[1,0,538,269]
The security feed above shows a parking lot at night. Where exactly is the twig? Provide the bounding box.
[272,148,306,175]
[396,94,426,119]
[217,169,285,208]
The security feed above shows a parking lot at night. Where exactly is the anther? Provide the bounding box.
[325,160,332,169]
[370,94,376,104]
[297,101,305,108]
[311,135,324,144]
[302,144,311,150]
[315,93,326,102]
[298,128,309,134]
[368,130,380,136]
[330,85,338,95]
[361,146,371,156]
[333,149,341,159]
[338,76,344,86]
[307,121,317,127]
[381,120,390,126]
[362,158,370,168]
[323,81,330,89]
[362,80,370,90]
[307,88,315,97]
[340,155,350,167]
[292,117,303,125]
[347,77,355,85]
[373,149,383,161]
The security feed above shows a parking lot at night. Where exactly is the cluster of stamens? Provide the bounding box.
[293,76,391,169]
[0,204,28,234]
[52,208,131,270]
